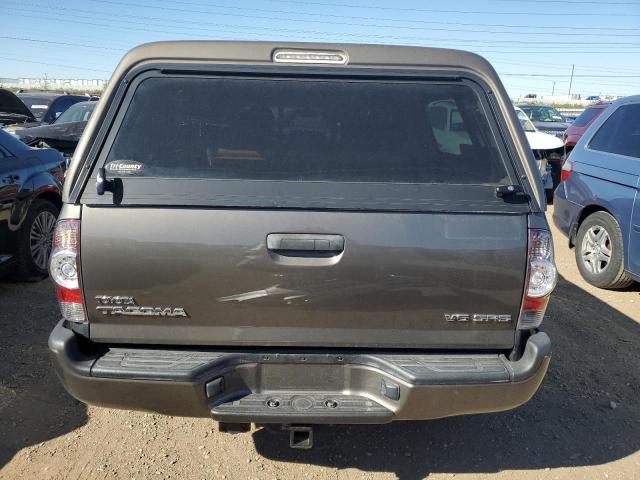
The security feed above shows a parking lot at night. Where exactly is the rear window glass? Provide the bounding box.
[572,107,603,128]
[17,95,53,120]
[589,104,640,159]
[105,77,509,186]
[55,101,96,124]
[519,105,565,123]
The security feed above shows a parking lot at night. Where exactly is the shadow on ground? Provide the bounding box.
[0,278,87,468]
[254,274,640,479]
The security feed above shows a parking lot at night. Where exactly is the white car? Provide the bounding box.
[515,106,564,202]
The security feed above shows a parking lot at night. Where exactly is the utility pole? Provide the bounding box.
[568,64,575,100]
[552,81,556,96]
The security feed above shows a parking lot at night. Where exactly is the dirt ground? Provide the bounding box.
[1,208,639,480]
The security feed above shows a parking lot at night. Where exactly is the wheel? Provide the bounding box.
[575,211,634,289]
[13,199,59,281]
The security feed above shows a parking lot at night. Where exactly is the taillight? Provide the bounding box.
[518,229,557,330]
[49,220,86,323]
[560,159,574,182]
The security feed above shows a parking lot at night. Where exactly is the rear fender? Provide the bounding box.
[8,171,62,230]
[570,201,618,247]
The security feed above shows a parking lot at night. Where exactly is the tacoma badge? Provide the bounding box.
[95,295,187,317]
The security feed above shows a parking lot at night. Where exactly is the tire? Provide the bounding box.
[575,211,634,289]
[549,160,562,192]
[13,199,59,281]
[545,187,554,205]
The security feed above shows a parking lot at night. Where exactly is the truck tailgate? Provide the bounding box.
[81,207,526,349]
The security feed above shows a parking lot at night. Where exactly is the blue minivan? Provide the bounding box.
[554,95,640,289]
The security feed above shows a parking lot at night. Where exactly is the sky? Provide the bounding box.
[1,0,639,99]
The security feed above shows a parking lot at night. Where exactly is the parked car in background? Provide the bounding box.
[14,92,89,127]
[0,88,36,127]
[515,106,564,202]
[560,110,581,123]
[563,102,611,158]
[0,129,65,279]
[13,101,97,158]
[517,104,571,138]
[49,42,555,449]
[553,96,640,289]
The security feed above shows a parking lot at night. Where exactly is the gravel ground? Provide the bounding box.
[1,209,639,480]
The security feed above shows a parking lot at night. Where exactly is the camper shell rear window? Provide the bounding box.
[81,70,526,212]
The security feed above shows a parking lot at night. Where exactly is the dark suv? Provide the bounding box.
[48,42,556,448]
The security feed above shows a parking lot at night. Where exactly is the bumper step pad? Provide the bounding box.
[92,349,512,384]
[211,393,392,423]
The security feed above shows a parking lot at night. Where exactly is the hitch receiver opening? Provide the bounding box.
[288,425,314,449]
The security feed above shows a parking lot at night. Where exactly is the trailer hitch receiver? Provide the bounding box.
[288,425,314,449]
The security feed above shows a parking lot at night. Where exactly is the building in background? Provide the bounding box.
[0,77,107,92]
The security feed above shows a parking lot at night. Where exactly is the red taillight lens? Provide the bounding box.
[49,220,86,323]
[560,159,574,182]
[518,229,557,330]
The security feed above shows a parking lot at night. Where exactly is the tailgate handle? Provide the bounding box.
[267,234,344,252]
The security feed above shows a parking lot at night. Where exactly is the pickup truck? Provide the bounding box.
[48,41,556,449]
